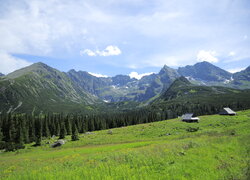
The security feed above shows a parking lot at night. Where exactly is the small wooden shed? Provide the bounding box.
[181,113,199,123]
[219,107,236,116]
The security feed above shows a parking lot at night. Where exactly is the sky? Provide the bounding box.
[0,0,249,79]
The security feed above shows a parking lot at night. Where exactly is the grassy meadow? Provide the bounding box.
[0,110,250,180]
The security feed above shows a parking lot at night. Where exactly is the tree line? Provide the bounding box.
[0,98,249,151]
[0,109,163,151]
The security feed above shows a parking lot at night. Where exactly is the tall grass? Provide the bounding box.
[1,110,250,180]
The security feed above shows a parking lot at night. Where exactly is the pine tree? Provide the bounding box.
[22,115,29,143]
[0,127,4,149]
[56,119,60,136]
[43,116,50,138]
[34,117,42,146]
[15,118,25,149]
[0,127,3,142]
[50,116,56,136]
[71,122,79,141]
[65,115,72,135]
[84,117,88,132]
[59,122,66,139]
[7,114,16,143]
[4,114,17,151]
[28,116,35,143]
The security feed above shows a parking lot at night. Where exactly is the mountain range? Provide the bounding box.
[0,61,249,113]
[66,61,250,102]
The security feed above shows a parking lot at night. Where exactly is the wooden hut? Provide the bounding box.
[219,107,236,116]
[181,113,199,123]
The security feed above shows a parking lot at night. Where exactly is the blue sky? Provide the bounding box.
[0,0,249,78]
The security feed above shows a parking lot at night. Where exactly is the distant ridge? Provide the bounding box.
[177,61,232,82]
[233,65,250,81]
[0,62,101,113]
[151,76,250,115]
[0,61,249,113]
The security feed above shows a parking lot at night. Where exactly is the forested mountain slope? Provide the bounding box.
[150,76,250,117]
[0,63,101,114]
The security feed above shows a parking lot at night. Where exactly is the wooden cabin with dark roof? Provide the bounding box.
[181,113,199,123]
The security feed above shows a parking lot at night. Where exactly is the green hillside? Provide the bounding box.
[0,62,101,114]
[150,77,250,117]
[1,110,250,180]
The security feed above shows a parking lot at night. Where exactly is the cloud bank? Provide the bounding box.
[0,52,32,74]
[196,50,218,63]
[129,72,154,80]
[0,0,249,74]
[227,67,245,73]
[80,46,121,57]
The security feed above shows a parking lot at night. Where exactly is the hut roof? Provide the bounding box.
[223,108,235,114]
[181,113,199,123]
[182,113,194,119]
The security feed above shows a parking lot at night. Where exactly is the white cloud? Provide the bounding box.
[129,72,154,80]
[0,0,118,57]
[196,50,218,63]
[88,72,108,78]
[97,46,122,56]
[229,51,236,56]
[0,0,249,74]
[227,67,245,73]
[80,45,121,57]
[0,51,32,74]
[80,49,96,56]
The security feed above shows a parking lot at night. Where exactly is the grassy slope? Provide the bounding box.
[0,110,250,180]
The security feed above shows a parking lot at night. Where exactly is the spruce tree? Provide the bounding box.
[28,116,35,143]
[7,114,16,143]
[0,127,4,149]
[71,122,79,141]
[34,117,42,146]
[15,119,25,149]
[43,117,50,138]
[4,113,16,151]
[0,127,2,142]
[50,117,56,136]
[56,119,60,136]
[59,122,66,139]
[65,116,72,135]
[22,115,29,143]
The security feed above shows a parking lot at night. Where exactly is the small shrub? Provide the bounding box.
[230,130,236,136]
[178,151,186,156]
[186,127,199,132]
